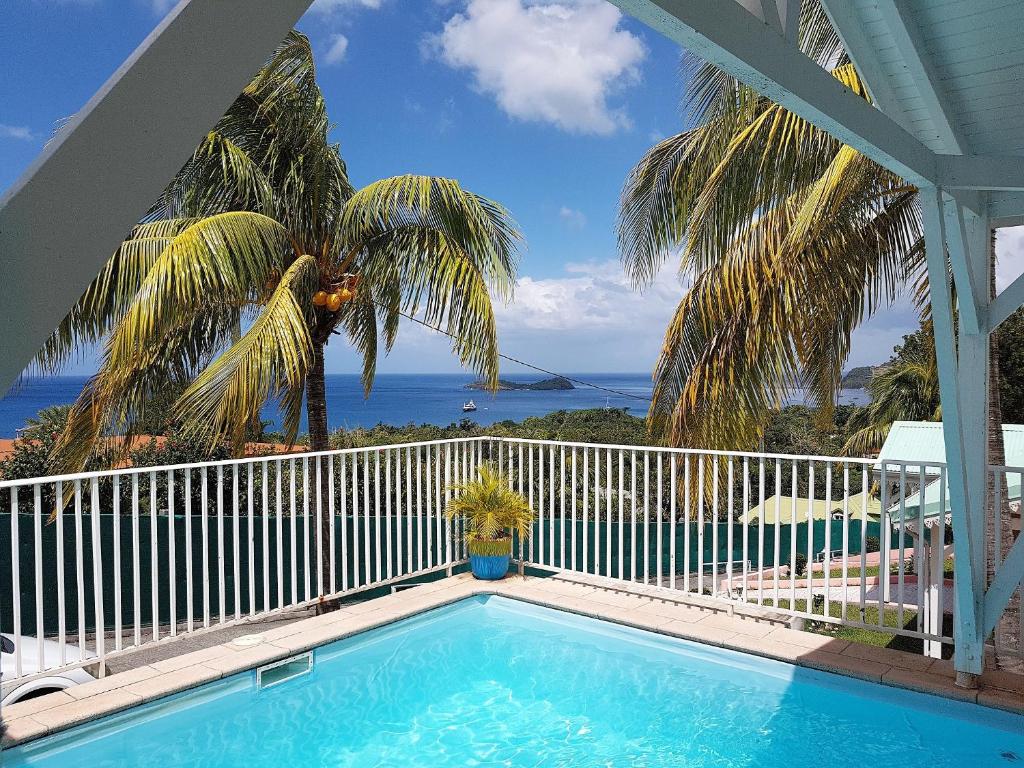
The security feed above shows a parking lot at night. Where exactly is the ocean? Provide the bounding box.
[0,374,870,438]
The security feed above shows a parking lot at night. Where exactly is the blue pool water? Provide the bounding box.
[6,596,1023,767]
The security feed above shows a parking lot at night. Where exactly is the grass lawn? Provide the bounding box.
[756,598,953,658]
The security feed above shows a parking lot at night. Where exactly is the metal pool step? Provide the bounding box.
[256,652,313,689]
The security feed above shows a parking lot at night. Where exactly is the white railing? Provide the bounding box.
[491,438,957,655]
[0,438,483,689]
[3,435,1021,689]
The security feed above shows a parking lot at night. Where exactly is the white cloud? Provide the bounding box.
[310,0,383,14]
[324,33,350,65]
[429,0,645,135]
[996,225,1024,292]
[494,259,679,334]
[324,259,681,374]
[149,0,176,14]
[558,206,586,230]
[0,124,34,141]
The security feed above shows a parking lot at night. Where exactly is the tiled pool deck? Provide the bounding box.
[3,572,1021,748]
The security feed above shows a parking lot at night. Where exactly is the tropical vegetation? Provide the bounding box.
[618,2,922,453]
[447,464,533,556]
[37,31,520,475]
[617,0,1018,664]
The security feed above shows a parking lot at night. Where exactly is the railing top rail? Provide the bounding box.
[0,435,487,490]
[487,436,891,466]
[0,431,977,489]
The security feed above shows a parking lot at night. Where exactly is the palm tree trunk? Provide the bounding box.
[305,342,335,607]
[988,236,1021,670]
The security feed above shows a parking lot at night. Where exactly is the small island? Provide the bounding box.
[465,377,575,391]
[841,365,877,389]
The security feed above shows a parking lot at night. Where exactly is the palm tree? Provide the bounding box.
[618,2,1018,669]
[40,32,519,466]
[842,323,940,455]
[37,32,520,593]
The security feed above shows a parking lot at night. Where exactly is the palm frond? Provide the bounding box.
[173,255,318,450]
[105,211,293,372]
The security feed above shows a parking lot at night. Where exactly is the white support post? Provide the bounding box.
[920,185,990,683]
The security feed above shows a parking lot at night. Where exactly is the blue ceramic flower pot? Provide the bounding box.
[469,553,511,580]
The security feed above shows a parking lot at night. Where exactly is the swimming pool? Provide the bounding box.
[5,595,1023,767]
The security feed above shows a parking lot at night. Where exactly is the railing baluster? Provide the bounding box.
[898,463,908,629]
[571,447,578,573]
[806,461,815,615]
[742,457,749,604]
[232,467,240,621]
[582,447,590,575]
[559,445,566,570]
[276,460,284,609]
[773,458,782,608]
[200,470,209,630]
[630,450,637,582]
[184,472,193,634]
[75,480,86,654]
[338,455,347,593]
[217,465,226,624]
[416,445,424,572]
[445,444,453,566]
[726,457,734,599]
[113,477,123,651]
[711,456,719,596]
[605,448,612,579]
[56,483,67,663]
[823,461,832,621]
[260,462,268,614]
[167,470,176,637]
[290,458,297,607]
[426,444,434,570]
[790,460,798,610]
[364,450,372,579]
[656,453,663,586]
[385,449,393,580]
[10,487,21,677]
[324,456,334,597]
[618,449,625,581]
[351,453,360,588]
[697,456,705,595]
[248,464,256,615]
[374,451,382,582]
[406,446,414,574]
[33,484,44,669]
[670,455,678,591]
[303,457,311,600]
[841,462,850,623]
[150,471,160,641]
[756,458,764,605]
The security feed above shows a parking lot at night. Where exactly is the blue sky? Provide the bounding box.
[1,0,933,379]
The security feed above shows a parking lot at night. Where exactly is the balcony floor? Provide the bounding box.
[3,571,1022,748]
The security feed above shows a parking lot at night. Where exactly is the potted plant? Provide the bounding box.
[447,464,534,580]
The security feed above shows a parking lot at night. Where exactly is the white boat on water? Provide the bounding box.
[462,400,477,412]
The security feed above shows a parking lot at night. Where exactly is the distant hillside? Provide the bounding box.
[841,366,877,389]
[465,377,575,391]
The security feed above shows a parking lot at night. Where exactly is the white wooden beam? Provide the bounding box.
[611,0,938,186]
[983,532,1024,637]
[921,185,987,679]
[779,0,799,44]
[871,0,968,154]
[988,270,1024,332]
[942,195,986,335]
[0,0,316,396]
[736,0,783,33]
[939,155,1024,192]
[988,192,1024,226]
[819,0,909,132]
